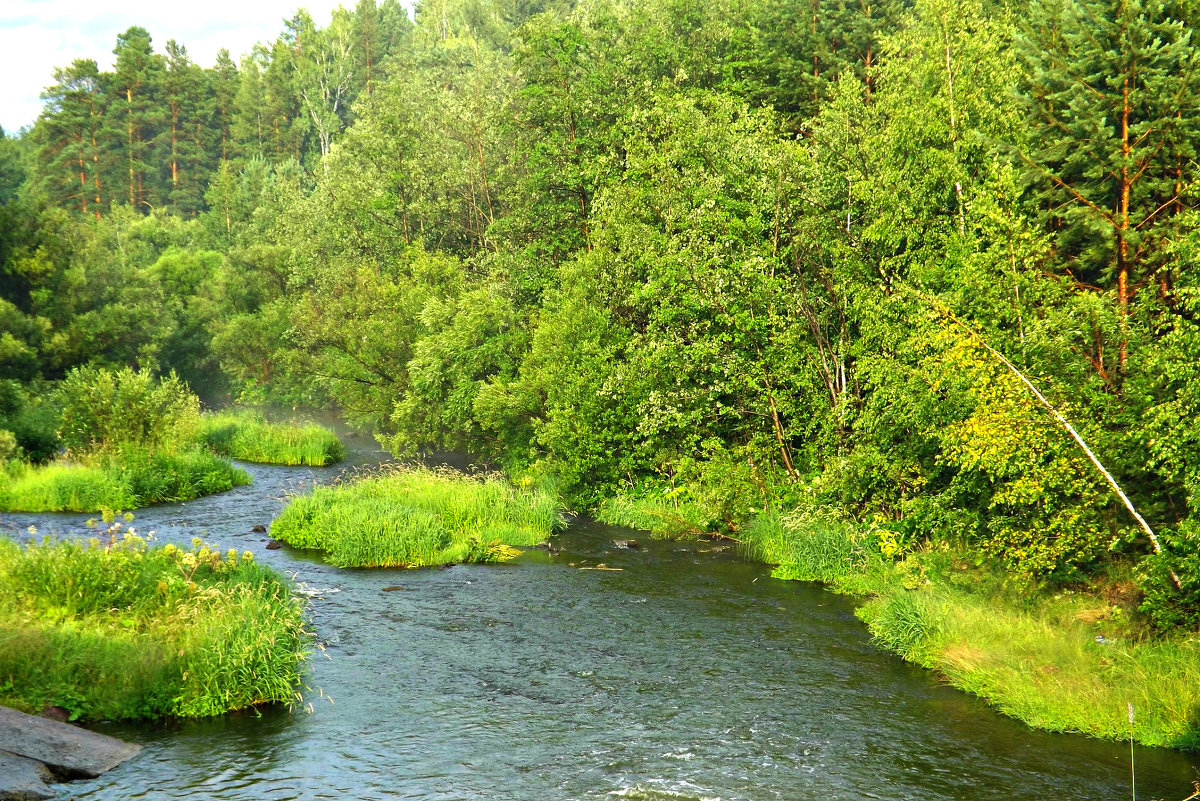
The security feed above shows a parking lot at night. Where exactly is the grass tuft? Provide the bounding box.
[270,466,565,568]
[199,411,344,466]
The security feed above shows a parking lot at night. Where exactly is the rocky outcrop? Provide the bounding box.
[0,706,140,800]
[0,751,55,801]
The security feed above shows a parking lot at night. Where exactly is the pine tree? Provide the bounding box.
[1017,0,1200,373]
[34,59,106,214]
[211,48,240,164]
[109,26,166,210]
[162,40,210,214]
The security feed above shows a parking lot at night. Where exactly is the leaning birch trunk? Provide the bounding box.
[906,287,1182,589]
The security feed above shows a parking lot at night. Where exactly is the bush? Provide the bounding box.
[0,526,310,721]
[271,466,565,568]
[58,366,199,456]
[1138,520,1200,632]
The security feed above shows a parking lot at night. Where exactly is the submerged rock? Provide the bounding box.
[252,524,268,533]
[613,539,640,550]
[0,706,140,779]
[265,539,283,550]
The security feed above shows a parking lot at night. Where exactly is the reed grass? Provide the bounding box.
[199,411,344,466]
[0,448,250,512]
[270,466,565,568]
[0,529,309,721]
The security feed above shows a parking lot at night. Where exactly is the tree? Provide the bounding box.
[109,26,166,210]
[1017,0,1200,373]
[162,40,211,215]
[34,60,106,215]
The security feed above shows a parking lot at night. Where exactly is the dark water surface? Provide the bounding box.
[3,436,1198,801]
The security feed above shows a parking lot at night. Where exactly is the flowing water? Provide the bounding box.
[3,435,1198,801]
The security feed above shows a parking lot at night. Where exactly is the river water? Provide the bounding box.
[2,435,1197,801]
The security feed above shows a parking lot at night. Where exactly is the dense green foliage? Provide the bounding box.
[270,466,565,568]
[199,410,345,466]
[0,520,309,721]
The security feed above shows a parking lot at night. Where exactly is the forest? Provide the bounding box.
[2,0,1200,747]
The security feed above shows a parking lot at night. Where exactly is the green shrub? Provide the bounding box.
[198,411,344,466]
[271,466,565,568]
[1138,520,1200,632]
[0,527,309,721]
[58,366,199,456]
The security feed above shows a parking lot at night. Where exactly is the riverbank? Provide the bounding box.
[598,495,1200,751]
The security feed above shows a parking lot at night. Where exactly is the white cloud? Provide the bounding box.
[0,1,354,133]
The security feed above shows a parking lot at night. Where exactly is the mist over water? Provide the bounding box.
[4,435,1197,801]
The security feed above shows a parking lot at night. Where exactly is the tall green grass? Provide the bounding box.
[0,448,250,512]
[741,510,1200,750]
[0,528,309,721]
[199,411,344,466]
[596,489,713,537]
[855,577,1200,749]
[271,466,565,568]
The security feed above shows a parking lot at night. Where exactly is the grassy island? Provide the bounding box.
[0,449,250,513]
[199,411,344,467]
[270,466,564,568]
[0,368,251,513]
[0,519,310,721]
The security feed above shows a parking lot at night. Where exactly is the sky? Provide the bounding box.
[0,0,353,134]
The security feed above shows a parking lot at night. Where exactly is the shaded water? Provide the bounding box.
[3,436,1198,800]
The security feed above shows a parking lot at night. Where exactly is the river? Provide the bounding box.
[2,433,1197,800]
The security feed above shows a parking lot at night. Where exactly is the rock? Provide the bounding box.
[0,750,55,801]
[252,524,267,533]
[613,539,640,550]
[39,707,68,723]
[265,540,282,550]
[381,585,408,592]
[0,706,140,779]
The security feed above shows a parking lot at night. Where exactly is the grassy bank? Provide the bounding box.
[737,512,1200,751]
[605,490,1200,751]
[271,466,565,568]
[0,448,250,513]
[199,411,344,466]
[0,522,309,721]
